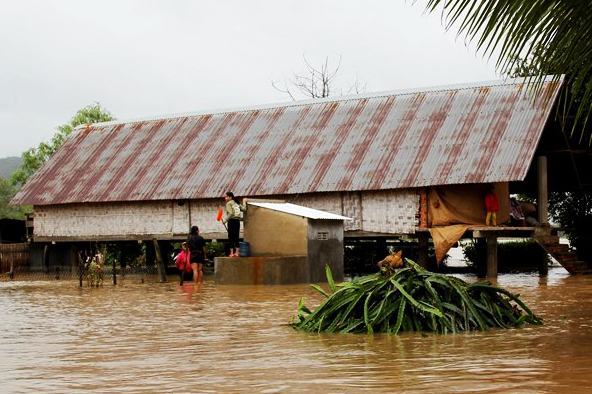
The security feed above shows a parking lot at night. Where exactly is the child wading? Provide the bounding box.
[175,242,192,285]
[484,185,500,226]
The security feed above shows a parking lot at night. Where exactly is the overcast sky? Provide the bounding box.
[0,0,499,158]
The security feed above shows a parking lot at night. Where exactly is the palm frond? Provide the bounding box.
[424,0,592,144]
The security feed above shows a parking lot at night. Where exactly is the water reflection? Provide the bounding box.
[1,267,591,392]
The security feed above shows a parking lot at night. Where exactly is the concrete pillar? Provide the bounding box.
[537,156,548,225]
[417,233,429,268]
[486,234,498,278]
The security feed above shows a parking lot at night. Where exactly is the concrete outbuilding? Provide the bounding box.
[215,202,350,284]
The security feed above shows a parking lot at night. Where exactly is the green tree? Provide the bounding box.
[1,103,113,220]
[11,103,113,186]
[549,192,592,260]
[0,178,28,219]
[424,0,592,144]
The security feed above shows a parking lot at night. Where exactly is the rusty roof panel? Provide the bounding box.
[12,78,562,206]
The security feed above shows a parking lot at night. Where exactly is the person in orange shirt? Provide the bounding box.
[484,185,499,226]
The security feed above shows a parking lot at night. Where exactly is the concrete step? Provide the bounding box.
[562,261,592,274]
[555,256,578,263]
[549,248,574,255]
[545,247,571,255]
[535,237,592,274]
[535,235,560,244]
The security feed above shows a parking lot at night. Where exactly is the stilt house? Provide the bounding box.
[12,76,591,275]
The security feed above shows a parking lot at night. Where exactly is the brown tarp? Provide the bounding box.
[428,183,509,227]
[429,225,470,264]
[427,183,509,263]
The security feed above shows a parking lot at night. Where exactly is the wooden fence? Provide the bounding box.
[0,243,30,273]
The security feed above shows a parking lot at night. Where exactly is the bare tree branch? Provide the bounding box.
[273,55,361,100]
[271,80,297,101]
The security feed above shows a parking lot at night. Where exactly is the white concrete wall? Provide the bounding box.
[33,189,419,240]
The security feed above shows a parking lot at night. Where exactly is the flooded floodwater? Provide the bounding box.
[1,267,592,393]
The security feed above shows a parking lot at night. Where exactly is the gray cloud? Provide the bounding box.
[0,0,497,157]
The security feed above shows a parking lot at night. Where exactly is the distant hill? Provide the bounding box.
[0,156,22,179]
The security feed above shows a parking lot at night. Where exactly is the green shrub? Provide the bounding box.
[206,241,226,258]
[462,240,548,273]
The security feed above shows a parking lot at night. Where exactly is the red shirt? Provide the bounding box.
[175,250,192,272]
[485,192,499,212]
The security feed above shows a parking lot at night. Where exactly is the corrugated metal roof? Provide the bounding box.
[12,77,563,206]
[248,201,351,220]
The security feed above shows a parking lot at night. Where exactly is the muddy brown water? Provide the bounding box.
[1,267,591,393]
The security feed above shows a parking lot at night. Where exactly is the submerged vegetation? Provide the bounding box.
[291,260,542,334]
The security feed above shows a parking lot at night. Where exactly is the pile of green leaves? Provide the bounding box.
[291,260,541,334]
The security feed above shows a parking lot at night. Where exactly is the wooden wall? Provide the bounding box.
[32,189,419,241]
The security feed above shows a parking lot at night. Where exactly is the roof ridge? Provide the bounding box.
[79,76,561,129]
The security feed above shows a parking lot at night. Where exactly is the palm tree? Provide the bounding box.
[424,0,592,144]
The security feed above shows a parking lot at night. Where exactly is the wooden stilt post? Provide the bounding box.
[417,233,429,269]
[538,245,549,277]
[472,238,485,277]
[486,234,498,279]
[112,258,117,285]
[77,248,84,288]
[376,238,387,260]
[418,188,430,270]
[43,244,49,274]
[67,243,76,275]
[537,156,548,225]
[153,239,167,283]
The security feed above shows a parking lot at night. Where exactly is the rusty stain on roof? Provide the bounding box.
[12,78,563,206]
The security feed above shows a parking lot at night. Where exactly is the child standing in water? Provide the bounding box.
[484,185,499,226]
[175,242,192,285]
